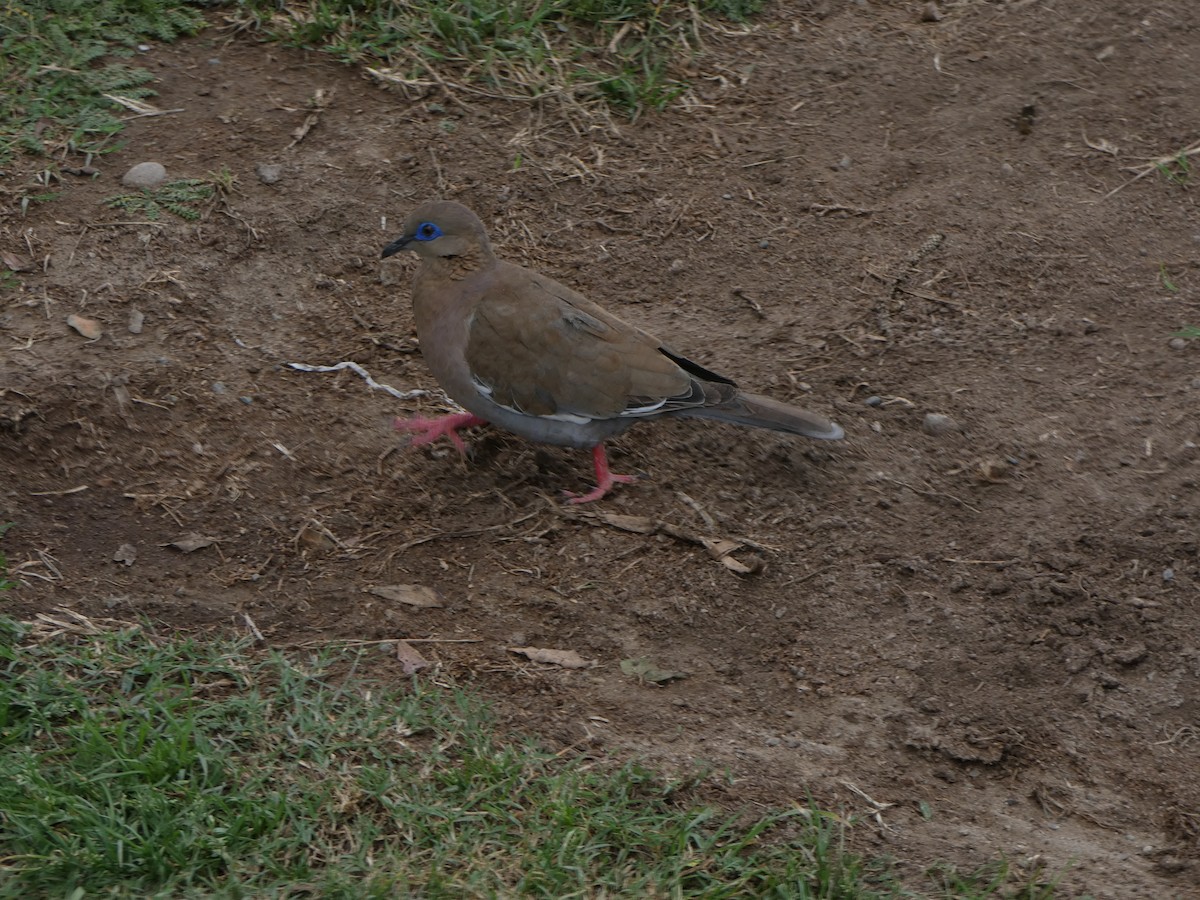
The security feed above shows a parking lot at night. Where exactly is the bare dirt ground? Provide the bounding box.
[3,1,1198,895]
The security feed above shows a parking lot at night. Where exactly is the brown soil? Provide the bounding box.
[2,2,1198,895]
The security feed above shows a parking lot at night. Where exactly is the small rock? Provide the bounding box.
[379,261,404,287]
[921,2,943,22]
[67,314,103,340]
[1167,337,1188,351]
[758,239,770,249]
[211,382,226,394]
[1155,855,1190,875]
[128,308,145,334]
[668,259,686,274]
[121,161,167,190]
[1162,567,1174,582]
[923,412,959,435]
[1112,642,1147,666]
[1000,162,1015,176]
[113,543,137,566]
[864,395,883,407]
[256,163,283,185]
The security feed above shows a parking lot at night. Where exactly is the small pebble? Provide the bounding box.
[758,239,770,249]
[1000,162,1015,176]
[66,314,102,340]
[256,163,283,185]
[923,412,959,435]
[121,161,167,189]
[668,259,685,274]
[921,2,943,22]
[864,395,883,407]
[239,396,253,405]
[1167,337,1188,351]
[1162,568,1175,582]
[211,382,227,394]
[128,308,145,334]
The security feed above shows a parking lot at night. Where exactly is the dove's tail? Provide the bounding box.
[679,391,844,440]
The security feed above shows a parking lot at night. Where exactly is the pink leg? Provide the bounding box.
[394,412,487,456]
[564,444,640,504]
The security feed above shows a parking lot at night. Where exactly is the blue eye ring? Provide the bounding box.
[414,221,443,241]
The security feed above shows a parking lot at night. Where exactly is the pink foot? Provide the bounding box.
[394,412,487,455]
[564,444,640,504]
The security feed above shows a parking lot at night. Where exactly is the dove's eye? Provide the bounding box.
[415,222,443,241]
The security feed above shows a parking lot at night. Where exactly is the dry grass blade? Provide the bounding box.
[29,608,136,640]
[1101,137,1200,200]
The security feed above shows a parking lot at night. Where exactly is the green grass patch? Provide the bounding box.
[0,0,762,175]
[1159,263,1180,293]
[0,616,917,897]
[0,524,14,592]
[230,0,766,119]
[1154,149,1191,186]
[104,176,217,220]
[0,0,205,165]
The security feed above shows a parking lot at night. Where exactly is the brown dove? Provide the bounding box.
[381,200,843,503]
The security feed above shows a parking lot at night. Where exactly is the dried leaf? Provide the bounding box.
[593,512,657,534]
[67,314,103,340]
[296,522,335,553]
[1,250,33,272]
[620,658,687,684]
[367,584,444,608]
[168,533,218,553]
[395,639,431,675]
[565,508,769,576]
[700,537,765,575]
[1083,133,1119,156]
[509,647,597,669]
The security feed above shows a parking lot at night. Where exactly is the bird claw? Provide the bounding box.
[563,471,641,505]
[394,413,486,455]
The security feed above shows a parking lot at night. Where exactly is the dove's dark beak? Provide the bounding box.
[381,234,412,259]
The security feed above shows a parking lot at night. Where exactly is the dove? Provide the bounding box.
[382,200,843,503]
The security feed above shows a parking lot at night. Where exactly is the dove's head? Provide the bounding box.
[382,200,491,262]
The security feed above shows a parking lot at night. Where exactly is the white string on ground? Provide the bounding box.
[286,361,445,403]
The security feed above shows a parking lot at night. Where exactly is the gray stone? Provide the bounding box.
[121,161,167,189]
[256,163,283,185]
[923,412,960,435]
